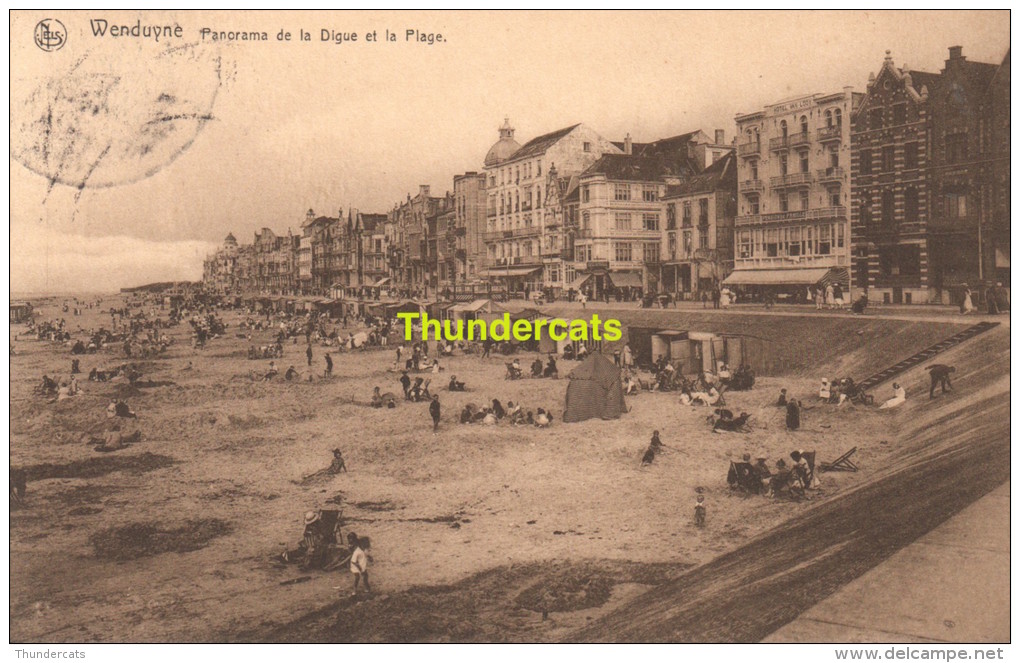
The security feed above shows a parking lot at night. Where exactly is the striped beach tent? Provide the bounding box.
[562,353,627,423]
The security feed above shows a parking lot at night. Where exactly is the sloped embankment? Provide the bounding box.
[571,326,1010,642]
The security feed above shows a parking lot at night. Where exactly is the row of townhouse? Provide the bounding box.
[205,46,1008,305]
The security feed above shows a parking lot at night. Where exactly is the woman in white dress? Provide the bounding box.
[961,288,975,315]
[878,382,907,409]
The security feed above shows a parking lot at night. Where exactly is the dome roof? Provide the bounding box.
[484,118,521,167]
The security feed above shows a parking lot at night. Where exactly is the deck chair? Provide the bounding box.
[820,447,858,472]
[769,469,806,500]
[727,461,764,494]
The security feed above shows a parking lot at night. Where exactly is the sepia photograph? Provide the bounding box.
[8,9,1012,651]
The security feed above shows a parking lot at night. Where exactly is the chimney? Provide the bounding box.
[714,129,725,145]
[948,45,964,61]
[419,184,431,197]
[624,133,632,155]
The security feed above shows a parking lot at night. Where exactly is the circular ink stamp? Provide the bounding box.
[11,41,225,190]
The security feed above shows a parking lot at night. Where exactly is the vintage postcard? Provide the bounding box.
[8,9,1011,650]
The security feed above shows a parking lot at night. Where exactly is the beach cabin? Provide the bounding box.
[10,302,33,323]
[446,299,504,324]
[537,318,573,355]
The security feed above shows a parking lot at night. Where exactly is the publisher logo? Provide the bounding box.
[34,19,67,52]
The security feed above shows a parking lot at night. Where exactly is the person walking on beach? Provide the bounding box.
[306,343,313,367]
[429,394,441,432]
[324,352,333,377]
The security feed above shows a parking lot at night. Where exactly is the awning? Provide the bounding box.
[450,299,496,313]
[565,274,592,291]
[816,267,850,289]
[374,277,391,287]
[608,271,643,288]
[482,266,542,278]
[722,267,831,286]
[996,248,1010,269]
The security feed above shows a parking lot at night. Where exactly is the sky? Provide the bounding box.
[9,9,1010,293]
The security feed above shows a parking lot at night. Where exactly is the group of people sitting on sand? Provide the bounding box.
[397,372,434,402]
[459,399,553,427]
[506,355,558,380]
[818,377,873,405]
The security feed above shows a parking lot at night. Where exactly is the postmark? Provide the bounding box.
[11,41,224,191]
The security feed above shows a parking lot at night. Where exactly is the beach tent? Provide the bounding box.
[562,353,627,423]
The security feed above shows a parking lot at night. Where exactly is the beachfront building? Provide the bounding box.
[727,89,861,299]
[574,131,728,299]
[482,119,621,298]
[454,171,488,286]
[253,227,300,295]
[387,185,443,297]
[660,152,738,298]
[202,232,240,294]
[852,47,1010,305]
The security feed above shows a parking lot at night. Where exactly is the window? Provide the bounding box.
[834,108,842,128]
[882,189,896,224]
[779,192,789,212]
[642,213,659,231]
[682,231,692,257]
[789,227,801,256]
[892,103,906,125]
[535,186,541,208]
[614,184,631,201]
[946,133,968,163]
[750,160,758,180]
[799,149,809,173]
[698,199,709,226]
[824,109,833,127]
[828,187,841,208]
[642,186,657,202]
[698,229,709,250]
[904,142,919,169]
[829,146,839,169]
[548,264,559,282]
[644,242,660,263]
[817,225,832,255]
[615,213,632,230]
[765,228,779,257]
[870,107,883,129]
[779,153,788,175]
[581,211,590,229]
[780,119,788,137]
[749,196,760,215]
[582,185,590,203]
[799,190,810,211]
[945,192,967,218]
[860,149,872,175]
[882,146,896,172]
[666,203,677,230]
[667,232,677,258]
[860,193,872,226]
[904,187,919,223]
[738,230,751,258]
[614,242,633,262]
[800,115,808,136]
[537,160,542,176]
[682,202,692,227]
[583,142,592,152]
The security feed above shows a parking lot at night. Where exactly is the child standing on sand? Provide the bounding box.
[350,535,370,596]
[694,495,706,527]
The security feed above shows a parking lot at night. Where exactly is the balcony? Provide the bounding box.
[735,254,848,269]
[735,206,847,226]
[737,141,761,158]
[787,131,811,148]
[742,178,764,193]
[816,166,845,183]
[514,225,542,238]
[541,245,563,257]
[770,172,813,188]
[817,125,842,143]
[487,209,497,218]
[769,136,789,152]
[521,202,532,212]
